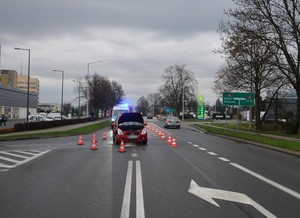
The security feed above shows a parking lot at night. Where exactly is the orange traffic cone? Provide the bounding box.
[77,134,84,145]
[102,132,107,140]
[93,133,97,143]
[167,136,172,145]
[90,139,98,150]
[172,138,177,148]
[118,140,126,153]
[155,128,159,134]
[161,132,165,140]
[159,130,162,136]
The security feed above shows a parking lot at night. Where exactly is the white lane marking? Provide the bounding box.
[136,161,145,218]
[218,157,230,162]
[188,180,277,218]
[0,151,27,159]
[192,144,200,148]
[188,142,193,144]
[207,152,217,156]
[0,156,19,163]
[231,163,300,200]
[131,153,139,157]
[121,161,133,218]
[199,148,207,151]
[13,150,51,168]
[11,150,35,155]
[0,163,15,168]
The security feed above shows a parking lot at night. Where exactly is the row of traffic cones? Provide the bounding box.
[146,124,177,148]
[77,132,128,152]
[77,132,107,150]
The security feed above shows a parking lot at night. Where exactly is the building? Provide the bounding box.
[17,74,40,102]
[17,74,40,95]
[0,85,38,119]
[0,70,40,119]
[0,70,18,88]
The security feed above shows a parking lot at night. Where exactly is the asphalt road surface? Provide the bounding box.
[0,119,299,218]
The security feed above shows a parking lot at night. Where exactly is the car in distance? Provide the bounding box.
[164,117,181,129]
[113,112,148,145]
[146,114,153,119]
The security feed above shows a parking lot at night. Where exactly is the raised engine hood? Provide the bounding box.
[117,112,144,124]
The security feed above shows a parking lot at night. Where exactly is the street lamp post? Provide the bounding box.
[86,61,102,116]
[15,48,30,123]
[53,70,64,120]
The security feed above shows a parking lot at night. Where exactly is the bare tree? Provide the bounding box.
[79,74,125,119]
[136,96,150,115]
[224,0,300,134]
[147,92,162,116]
[159,65,198,117]
[111,80,125,106]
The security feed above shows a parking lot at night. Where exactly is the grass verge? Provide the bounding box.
[0,120,110,141]
[194,124,300,152]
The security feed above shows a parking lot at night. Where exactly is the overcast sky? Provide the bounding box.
[0,0,235,107]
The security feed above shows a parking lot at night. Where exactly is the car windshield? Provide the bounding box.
[168,117,179,121]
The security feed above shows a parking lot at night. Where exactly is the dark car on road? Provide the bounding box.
[113,112,148,145]
[164,116,181,129]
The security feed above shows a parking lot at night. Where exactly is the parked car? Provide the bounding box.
[164,117,181,129]
[113,112,148,145]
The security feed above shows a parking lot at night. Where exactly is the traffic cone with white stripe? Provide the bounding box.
[118,140,126,153]
[161,132,165,140]
[172,138,177,148]
[167,136,172,145]
[102,132,107,140]
[90,139,98,150]
[93,133,97,143]
[77,134,84,145]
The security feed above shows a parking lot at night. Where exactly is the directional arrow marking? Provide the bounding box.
[188,180,277,218]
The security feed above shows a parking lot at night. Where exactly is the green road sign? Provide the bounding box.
[223,92,255,106]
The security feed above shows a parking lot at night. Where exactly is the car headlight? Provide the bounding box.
[141,128,147,135]
[117,128,123,135]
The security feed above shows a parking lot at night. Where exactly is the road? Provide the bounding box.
[0,118,299,218]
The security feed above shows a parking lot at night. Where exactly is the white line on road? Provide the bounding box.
[14,150,51,168]
[0,156,19,163]
[136,161,145,218]
[218,157,230,162]
[120,160,145,218]
[199,148,207,151]
[231,163,300,200]
[0,151,27,159]
[207,152,217,156]
[121,161,133,218]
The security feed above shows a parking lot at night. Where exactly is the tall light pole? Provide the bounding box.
[15,47,30,123]
[53,70,64,120]
[182,85,185,121]
[86,61,102,116]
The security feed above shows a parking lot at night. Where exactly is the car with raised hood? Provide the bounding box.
[113,112,148,145]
